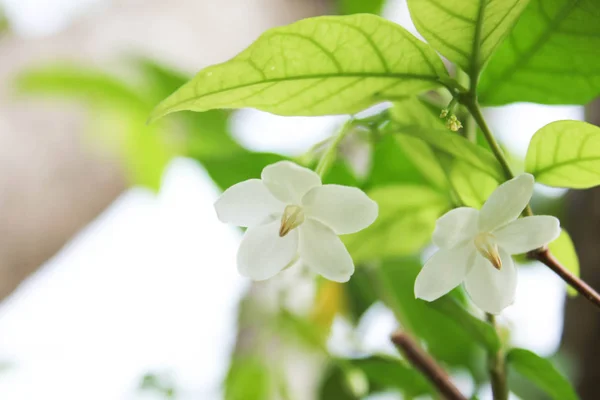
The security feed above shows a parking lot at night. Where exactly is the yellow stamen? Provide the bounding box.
[279,205,305,237]
[474,232,502,270]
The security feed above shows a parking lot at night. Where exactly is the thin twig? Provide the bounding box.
[485,314,508,400]
[391,331,467,400]
[528,247,600,308]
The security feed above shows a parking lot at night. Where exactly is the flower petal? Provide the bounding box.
[298,219,354,282]
[261,161,321,203]
[494,216,561,255]
[464,249,517,314]
[414,244,475,302]
[301,184,378,234]
[214,179,284,227]
[479,173,534,232]
[237,220,298,280]
[432,207,479,249]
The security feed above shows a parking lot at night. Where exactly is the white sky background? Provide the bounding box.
[0,0,585,399]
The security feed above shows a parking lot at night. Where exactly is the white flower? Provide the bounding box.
[415,174,561,314]
[214,161,378,282]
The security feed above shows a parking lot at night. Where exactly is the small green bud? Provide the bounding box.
[446,115,463,132]
[440,109,449,119]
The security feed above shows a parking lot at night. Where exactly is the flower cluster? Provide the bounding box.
[216,162,560,315]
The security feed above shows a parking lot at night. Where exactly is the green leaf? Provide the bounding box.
[395,126,505,181]
[319,365,359,400]
[548,230,580,297]
[225,357,272,400]
[390,97,449,191]
[525,120,600,189]
[450,159,498,208]
[202,152,285,191]
[379,260,486,377]
[507,348,579,400]
[353,356,435,397]
[428,296,500,353]
[337,0,387,15]
[479,0,600,105]
[407,0,529,75]
[150,14,448,120]
[344,185,449,262]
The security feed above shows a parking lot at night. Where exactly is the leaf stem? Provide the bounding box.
[464,96,600,309]
[391,331,467,400]
[315,118,353,178]
[485,314,508,400]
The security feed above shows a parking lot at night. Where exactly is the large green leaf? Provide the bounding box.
[525,120,600,189]
[548,230,580,296]
[507,348,579,400]
[407,0,529,75]
[344,185,449,262]
[479,0,600,105]
[150,14,448,120]
[337,0,387,15]
[394,126,505,181]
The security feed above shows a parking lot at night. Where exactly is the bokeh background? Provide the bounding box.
[0,0,597,399]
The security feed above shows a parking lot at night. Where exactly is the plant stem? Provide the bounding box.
[315,119,353,177]
[529,248,600,308]
[391,331,467,400]
[464,97,600,309]
[486,314,508,400]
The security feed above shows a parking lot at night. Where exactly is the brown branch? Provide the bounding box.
[528,247,600,309]
[391,331,467,400]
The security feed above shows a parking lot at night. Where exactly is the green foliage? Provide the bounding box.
[319,365,359,400]
[225,357,272,400]
[507,348,579,400]
[525,120,600,189]
[450,159,498,208]
[549,230,580,296]
[428,296,500,353]
[407,0,529,76]
[344,185,449,262]
[395,126,505,181]
[353,356,435,398]
[337,0,387,15]
[380,260,486,376]
[479,0,600,105]
[149,14,448,120]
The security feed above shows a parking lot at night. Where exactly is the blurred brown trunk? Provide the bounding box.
[560,98,600,398]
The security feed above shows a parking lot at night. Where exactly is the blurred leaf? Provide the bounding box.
[479,0,600,105]
[225,357,272,400]
[428,296,500,353]
[395,126,504,181]
[548,230,579,297]
[368,135,431,188]
[353,356,435,398]
[149,14,448,120]
[525,120,600,189]
[337,0,387,15]
[380,259,486,377]
[450,159,498,208]
[390,96,445,129]
[345,268,379,322]
[17,65,148,110]
[319,365,359,400]
[202,152,285,191]
[507,348,579,400]
[407,0,529,74]
[344,185,449,262]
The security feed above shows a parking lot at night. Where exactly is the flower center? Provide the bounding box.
[279,205,305,237]
[474,232,502,270]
